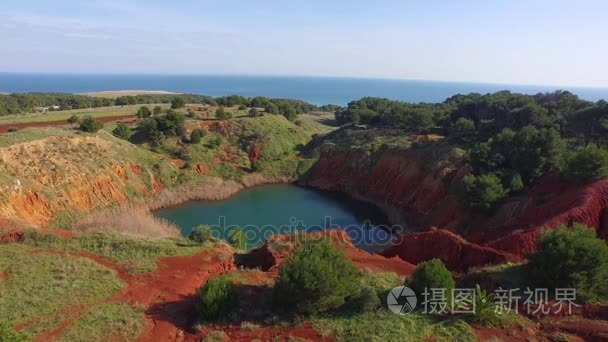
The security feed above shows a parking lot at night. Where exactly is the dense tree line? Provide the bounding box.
[0,92,336,123]
[214,95,325,121]
[336,91,608,210]
[0,93,214,116]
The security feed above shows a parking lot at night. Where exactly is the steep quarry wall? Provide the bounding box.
[307,148,467,229]
[308,147,608,270]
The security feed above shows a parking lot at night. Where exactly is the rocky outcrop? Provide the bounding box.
[380,228,521,272]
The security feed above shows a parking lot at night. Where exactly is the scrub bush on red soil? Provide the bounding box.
[273,239,361,314]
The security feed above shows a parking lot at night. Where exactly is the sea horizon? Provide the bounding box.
[1,72,607,106]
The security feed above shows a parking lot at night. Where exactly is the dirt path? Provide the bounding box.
[0,114,136,133]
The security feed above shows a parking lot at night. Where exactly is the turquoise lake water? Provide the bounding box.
[154,184,397,251]
[2,73,607,105]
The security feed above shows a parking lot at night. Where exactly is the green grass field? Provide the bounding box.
[21,230,213,274]
[0,244,125,337]
[311,312,475,342]
[59,303,144,342]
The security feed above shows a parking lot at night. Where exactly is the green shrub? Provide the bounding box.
[449,117,476,143]
[227,228,247,250]
[273,239,361,314]
[248,107,260,117]
[215,107,232,120]
[458,173,508,211]
[356,287,381,313]
[136,106,152,118]
[469,285,501,326]
[264,102,279,115]
[195,275,238,321]
[208,137,223,149]
[112,122,131,140]
[527,223,608,302]
[408,259,455,303]
[189,225,212,244]
[0,320,27,342]
[190,128,206,144]
[562,144,608,183]
[67,114,81,124]
[279,103,297,122]
[79,116,104,133]
[238,104,247,110]
[171,97,186,109]
[153,106,163,115]
[507,173,524,193]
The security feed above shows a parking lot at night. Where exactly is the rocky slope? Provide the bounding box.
[0,129,173,227]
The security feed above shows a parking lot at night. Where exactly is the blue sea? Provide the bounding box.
[1,73,607,106]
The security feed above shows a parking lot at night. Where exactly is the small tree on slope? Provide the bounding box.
[273,239,361,314]
[527,223,608,302]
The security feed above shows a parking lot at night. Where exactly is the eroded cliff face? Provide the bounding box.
[308,148,467,229]
[477,175,608,255]
[0,135,168,227]
[307,147,608,270]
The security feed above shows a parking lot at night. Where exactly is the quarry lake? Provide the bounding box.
[154,184,395,251]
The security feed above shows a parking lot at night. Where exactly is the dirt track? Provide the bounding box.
[0,115,137,133]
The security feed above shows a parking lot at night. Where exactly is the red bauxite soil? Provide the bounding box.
[381,228,522,272]
[238,230,415,277]
[14,244,235,342]
[0,114,136,133]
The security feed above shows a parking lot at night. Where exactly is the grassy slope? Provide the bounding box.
[0,128,182,227]
[59,303,144,342]
[0,230,228,339]
[307,270,476,342]
[311,312,475,342]
[0,244,125,337]
[20,230,217,274]
[147,112,333,180]
[0,112,333,228]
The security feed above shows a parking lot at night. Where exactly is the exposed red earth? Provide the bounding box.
[0,114,136,133]
[238,230,415,277]
[380,228,522,272]
[309,150,608,271]
[1,229,417,341]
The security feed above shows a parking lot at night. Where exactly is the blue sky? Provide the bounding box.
[1,0,607,87]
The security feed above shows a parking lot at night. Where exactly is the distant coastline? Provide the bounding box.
[1,73,607,105]
[83,90,181,98]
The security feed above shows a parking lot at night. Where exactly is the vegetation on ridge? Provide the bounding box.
[334,91,608,211]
